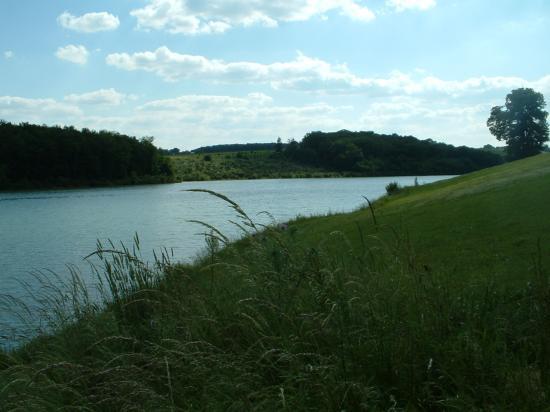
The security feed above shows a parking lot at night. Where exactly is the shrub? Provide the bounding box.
[385,181,401,195]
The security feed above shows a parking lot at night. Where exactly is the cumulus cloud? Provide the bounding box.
[0,90,514,149]
[359,96,496,146]
[106,47,354,87]
[0,96,82,124]
[57,11,120,33]
[130,0,375,35]
[4,51,14,59]
[106,47,550,97]
[137,93,344,121]
[386,0,436,12]
[64,89,129,106]
[124,94,349,148]
[0,92,349,149]
[55,44,89,65]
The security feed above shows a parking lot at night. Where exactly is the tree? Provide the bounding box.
[487,88,549,159]
[275,137,283,153]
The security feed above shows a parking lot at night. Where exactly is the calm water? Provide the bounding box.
[0,176,452,341]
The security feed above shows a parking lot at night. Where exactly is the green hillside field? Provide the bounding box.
[169,150,345,181]
[1,154,549,410]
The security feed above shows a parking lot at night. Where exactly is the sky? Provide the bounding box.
[0,0,549,150]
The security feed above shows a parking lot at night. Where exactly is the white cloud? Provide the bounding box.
[0,90,518,149]
[106,47,353,86]
[386,0,436,12]
[55,44,89,65]
[57,11,120,33]
[134,93,349,147]
[359,96,496,147]
[130,0,375,35]
[64,89,128,106]
[106,47,550,97]
[0,93,348,149]
[0,96,82,123]
[4,51,14,59]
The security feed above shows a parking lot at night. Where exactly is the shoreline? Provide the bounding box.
[0,172,458,193]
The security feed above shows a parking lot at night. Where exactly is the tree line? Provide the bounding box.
[282,130,503,175]
[192,142,279,154]
[0,121,173,190]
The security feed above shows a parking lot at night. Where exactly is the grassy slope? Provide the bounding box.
[169,151,345,181]
[293,153,550,286]
[2,154,550,410]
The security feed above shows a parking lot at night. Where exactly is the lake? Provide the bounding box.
[0,176,452,343]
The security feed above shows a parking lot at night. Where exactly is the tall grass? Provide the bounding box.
[0,191,548,410]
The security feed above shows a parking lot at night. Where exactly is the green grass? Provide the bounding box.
[1,154,550,410]
[292,153,550,286]
[169,151,347,181]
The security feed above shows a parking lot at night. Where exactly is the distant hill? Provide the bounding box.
[192,143,279,153]
[169,150,339,181]
[1,122,507,189]
[170,131,504,181]
[283,130,503,175]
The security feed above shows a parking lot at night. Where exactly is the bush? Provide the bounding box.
[385,181,401,195]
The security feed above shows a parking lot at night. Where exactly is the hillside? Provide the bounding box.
[285,130,503,174]
[191,142,280,153]
[169,131,504,182]
[169,150,344,181]
[1,154,549,410]
[293,152,550,285]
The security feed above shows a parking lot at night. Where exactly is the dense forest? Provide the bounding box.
[0,121,173,190]
[283,130,503,175]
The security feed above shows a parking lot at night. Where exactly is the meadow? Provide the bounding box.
[169,151,345,181]
[1,154,549,410]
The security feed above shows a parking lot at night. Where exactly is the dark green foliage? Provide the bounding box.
[275,137,283,153]
[385,181,401,195]
[160,147,182,156]
[284,130,503,174]
[192,142,280,153]
[487,88,549,160]
[0,121,173,190]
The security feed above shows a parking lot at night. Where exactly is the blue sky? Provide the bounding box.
[1,0,549,150]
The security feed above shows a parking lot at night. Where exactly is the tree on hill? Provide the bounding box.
[487,88,549,160]
[282,130,502,175]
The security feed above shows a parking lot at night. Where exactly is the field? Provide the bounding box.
[1,154,549,410]
[169,151,347,181]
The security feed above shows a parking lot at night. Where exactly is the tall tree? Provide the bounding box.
[275,137,283,153]
[487,88,549,159]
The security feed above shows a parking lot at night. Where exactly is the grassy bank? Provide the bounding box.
[169,151,348,181]
[1,154,549,410]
